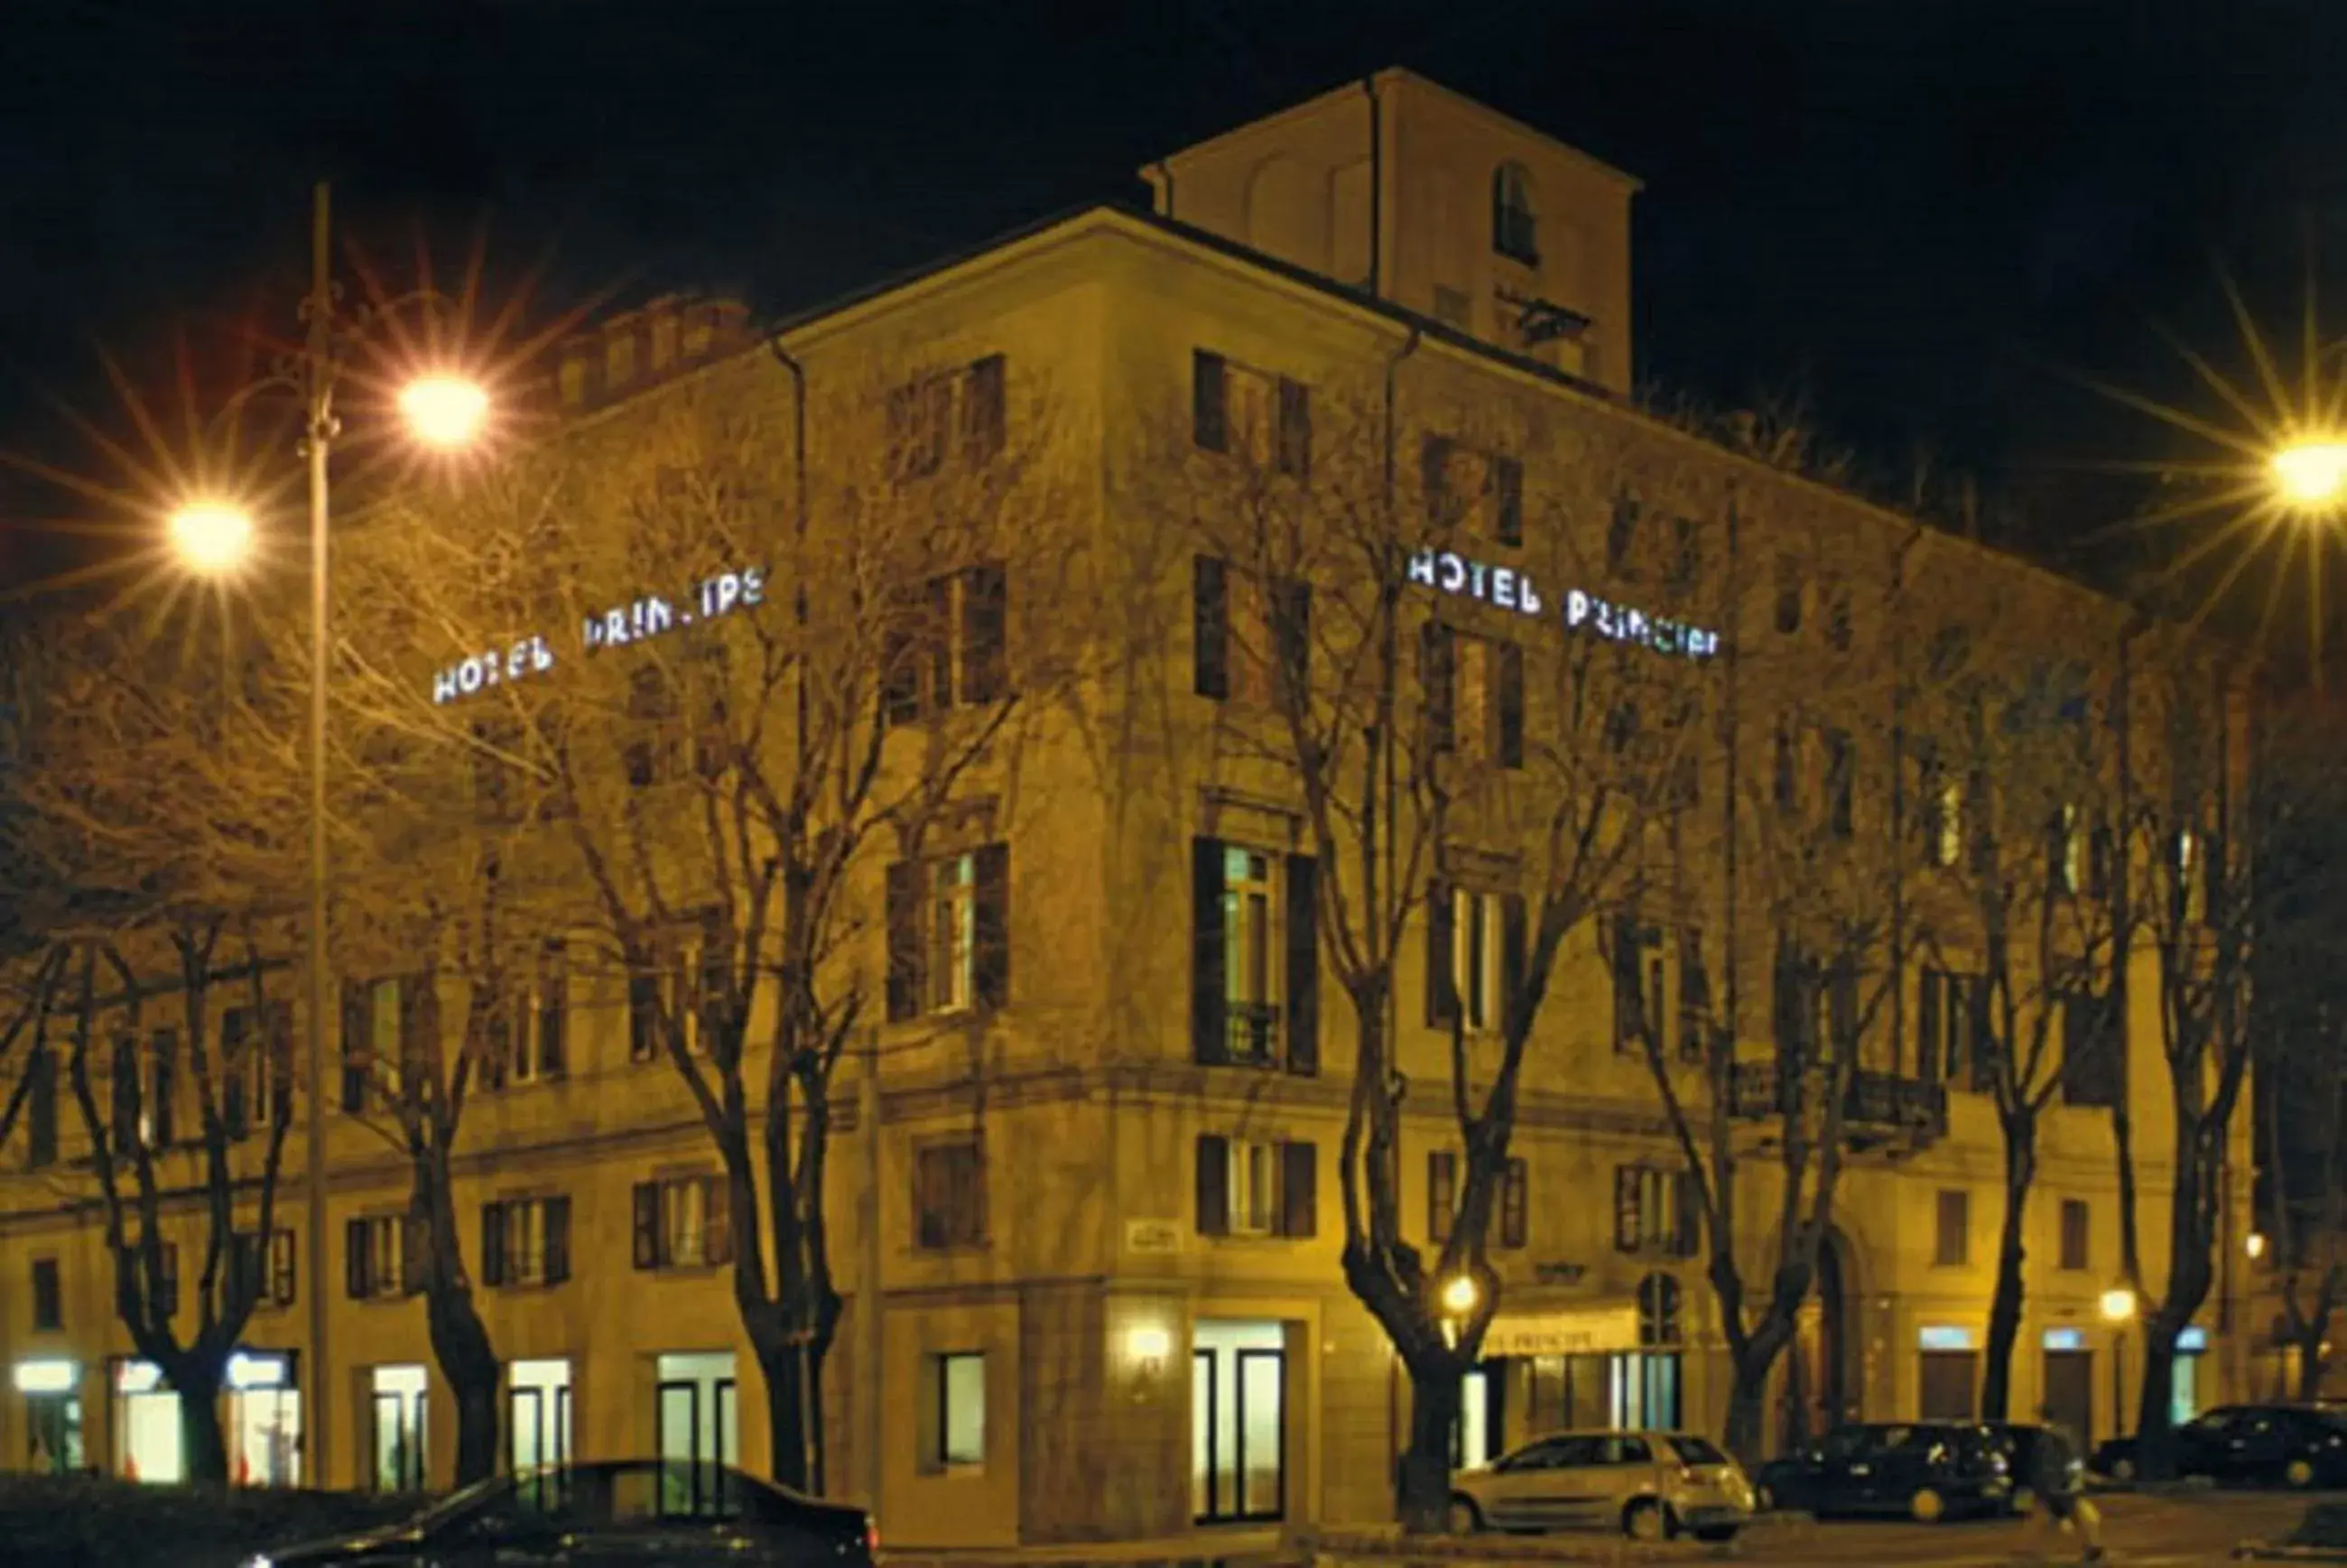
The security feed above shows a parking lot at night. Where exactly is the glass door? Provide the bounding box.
[1235,1348,1285,1520]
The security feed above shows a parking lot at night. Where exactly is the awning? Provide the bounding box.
[1481,1304,1642,1357]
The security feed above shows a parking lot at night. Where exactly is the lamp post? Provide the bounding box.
[2101,1286,2138,1447]
[165,181,488,1488]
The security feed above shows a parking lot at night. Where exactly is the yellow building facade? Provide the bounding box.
[0,70,2251,1547]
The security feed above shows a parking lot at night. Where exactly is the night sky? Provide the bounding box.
[6,0,2347,596]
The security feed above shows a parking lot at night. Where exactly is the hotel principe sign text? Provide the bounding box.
[430,567,766,705]
[1406,548,1721,661]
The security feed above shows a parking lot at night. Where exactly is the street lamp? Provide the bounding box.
[2101,1287,2138,1445]
[1440,1274,1480,1317]
[2269,438,2347,511]
[160,184,488,1489]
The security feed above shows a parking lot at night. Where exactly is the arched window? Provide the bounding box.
[1637,1271,1683,1347]
[1492,162,1538,264]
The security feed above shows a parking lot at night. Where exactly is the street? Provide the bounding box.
[1721,1489,2340,1565]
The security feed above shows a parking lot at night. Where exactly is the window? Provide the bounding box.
[1613,1166,1698,1256]
[339,976,406,1112]
[2173,828,2206,924]
[1422,437,1523,547]
[1428,886,1521,1035]
[142,1028,176,1147]
[882,563,1010,724]
[1420,625,1524,767]
[220,1005,252,1137]
[1491,162,1538,264]
[487,941,570,1089]
[1774,555,1804,634]
[1918,969,1991,1090]
[934,1352,985,1469]
[1501,1157,1528,1249]
[1194,1135,1316,1239]
[1665,515,1700,592]
[629,920,725,1064]
[1427,1150,1456,1245]
[2051,803,2084,893]
[1192,838,1318,1074]
[1192,350,1309,478]
[1191,556,1309,708]
[1934,1190,1970,1267]
[914,1139,987,1249]
[346,1214,414,1300]
[2061,988,2120,1108]
[1917,747,1963,868]
[886,355,1005,480]
[1823,728,1854,838]
[232,1229,297,1309]
[885,845,1010,1022]
[632,1174,732,1270]
[624,664,682,788]
[25,1045,56,1168]
[481,1195,572,1288]
[606,328,635,388]
[1609,916,1665,1054]
[2060,1199,2090,1272]
[1675,930,1713,1064]
[1773,724,1800,813]
[31,1257,60,1331]
[1825,581,1853,651]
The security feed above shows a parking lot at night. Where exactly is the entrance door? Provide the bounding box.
[2043,1350,2094,1452]
[25,1394,83,1473]
[370,1365,429,1492]
[509,1358,573,1501]
[1192,1320,1286,1524]
[654,1351,738,1514]
[1918,1351,1979,1421]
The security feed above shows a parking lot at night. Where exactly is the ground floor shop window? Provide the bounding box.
[14,1359,82,1474]
[510,1358,572,1500]
[2172,1327,2207,1425]
[227,1350,300,1486]
[1610,1353,1682,1431]
[1917,1326,1979,1422]
[1452,1364,1502,1469]
[114,1361,183,1483]
[1193,1319,1285,1523]
[654,1350,737,1514]
[371,1364,429,1493]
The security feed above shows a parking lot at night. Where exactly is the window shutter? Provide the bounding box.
[1501,1158,1529,1248]
[1192,350,1228,452]
[1421,435,1453,525]
[1279,1141,1317,1239]
[964,353,1006,460]
[272,1231,296,1307]
[1420,622,1456,750]
[925,574,955,710]
[151,1032,174,1146]
[1195,1135,1230,1236]
[481,1203,508,1288]
[632,1181,660,1270]
[973,842,1011,1010]
[960,564,1009,704]
[627,967,662,1062]
[1428,1151,1457,1245]
[1192,838,1229,1064]
[1492,454,1524,545]
[345,1217,368,1299]
[1276,377,1311,480]
[1192,556,1230,699]
[1499,894,1527,1039]
[400,1215,423,1296]
[112,1035,137,1154]
[1674,1171,1702,1257]
[544,1195,571,1285]
[880,594,922,728]
[1424,882,1457,1027]
[706,1177,735,1266]
[1613,1167,1640,1253]
[886,860,923,1023]
[1495,643,1525,768]
[538,944,568,1078]
[1968,978,1996,1091]
[1273,579,1311,700]
[1284,853,1319,1077]
[1918,971,1944,1083]
[339,979,369,1113]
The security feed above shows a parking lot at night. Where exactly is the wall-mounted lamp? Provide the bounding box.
[2247,1232,2269,1261]
[1127,1324,1172,1390]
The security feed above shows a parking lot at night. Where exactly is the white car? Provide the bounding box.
[1450,1429,1758,1543]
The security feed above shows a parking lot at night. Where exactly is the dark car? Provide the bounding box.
[1754,1422,2011,1522]
[247,1460,876,1567]
[2090,1404,2347,1489]
[1983,1422,2083,1514]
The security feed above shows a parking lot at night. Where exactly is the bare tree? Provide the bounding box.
[334,348,1076,1489]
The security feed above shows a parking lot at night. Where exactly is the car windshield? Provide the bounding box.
[1671,1436,1730,1466]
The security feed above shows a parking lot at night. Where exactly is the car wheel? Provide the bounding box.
[2286,1458,2316,1489]
[1909,1486,1946,1524]
[1755,1483,1776,1512]
[1693,1525,1741,1545]
[2112,1456,2138,1483]
[1623,1498,1671,1542]
[1446,1497,1485,1535]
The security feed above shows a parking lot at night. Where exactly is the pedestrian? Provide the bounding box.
[2019,1408,2104,1565]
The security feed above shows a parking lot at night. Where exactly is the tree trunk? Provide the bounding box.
[424,1278,503,1486]
[174,1363,230,1486]
[2299,1328,2332,1404]
[2134,1323,2179,1477]
[755,1329,812,1493]
[1399,1363,1461,1535]
[1981,1118,2036,1421]
[1723,1354,1772,1465]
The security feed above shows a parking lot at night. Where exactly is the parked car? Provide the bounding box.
[1754,1422,2010,1521]
[1449,1429,1757,1543]
[246,1459,877,1567]
[1983,1422,2084,1514]
[2090,1404,2347,1489]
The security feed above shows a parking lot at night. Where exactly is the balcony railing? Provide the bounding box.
[1727,1061,1949,1144]
[1221,1002,1282,1068]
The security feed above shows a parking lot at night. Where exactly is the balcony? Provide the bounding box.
[1727,1061,1948,1150]
[1219,1002,1282,1069]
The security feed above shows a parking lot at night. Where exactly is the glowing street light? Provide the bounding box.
[1440,1274,1480,1317]
[2100,1287,2138,1322]
[397,374,491,450]
[166,501,257,576]
[2269,439,2347,510]
[2247,1231,2269,1261]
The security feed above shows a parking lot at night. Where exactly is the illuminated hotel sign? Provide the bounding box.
[431,567,766,705]
[1407,548,1720,660]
